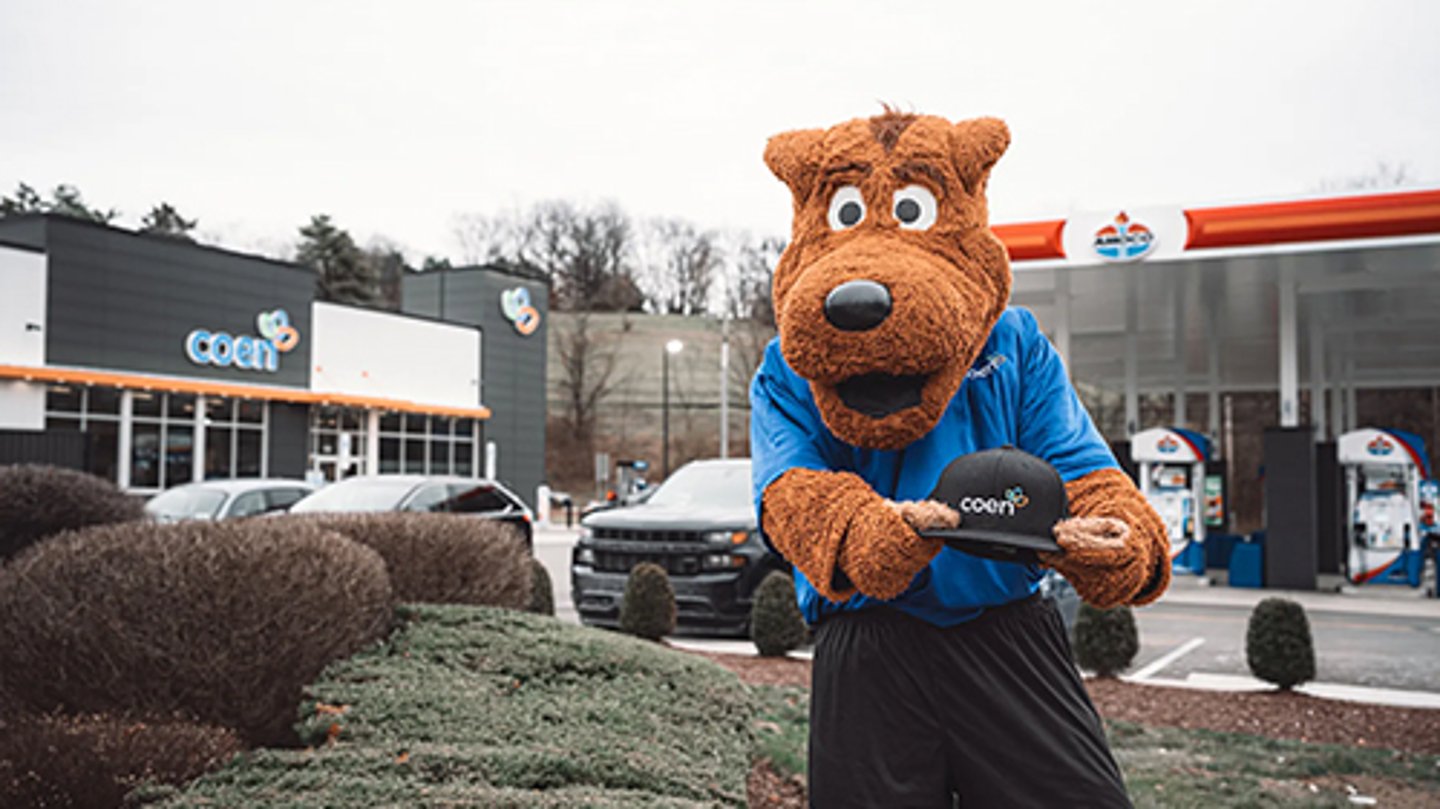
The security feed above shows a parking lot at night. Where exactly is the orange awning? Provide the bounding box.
[0,364,491,421]
[1184,188,1440,250]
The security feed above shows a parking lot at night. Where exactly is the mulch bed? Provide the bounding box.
[686,648,1440,806]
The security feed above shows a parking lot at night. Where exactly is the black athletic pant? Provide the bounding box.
[808,594,1131,808]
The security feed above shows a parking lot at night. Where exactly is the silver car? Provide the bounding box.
[145,479,316,522]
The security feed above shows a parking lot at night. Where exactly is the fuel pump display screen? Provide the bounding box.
[1354,464,1412,551]
[1150,464,1195,547]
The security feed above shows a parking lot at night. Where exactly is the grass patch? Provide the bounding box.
[746,684,1440,806]
[750,685,809,779]
[1111,721,1440,808]
[156,605,755,807]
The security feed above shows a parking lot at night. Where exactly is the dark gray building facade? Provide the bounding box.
[403,267,549,513]
[0,215,547,507]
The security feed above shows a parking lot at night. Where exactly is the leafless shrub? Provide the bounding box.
[0,710,244,808]
[287,512,531,610]
[0,464,144,561]
[0,520,393,746]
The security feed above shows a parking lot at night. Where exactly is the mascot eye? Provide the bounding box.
[892,185,938,231]
[827,186,866,231]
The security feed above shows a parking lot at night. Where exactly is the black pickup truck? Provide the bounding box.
[570,458,787,636]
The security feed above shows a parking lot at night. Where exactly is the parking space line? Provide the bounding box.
[1129,637,1206,681]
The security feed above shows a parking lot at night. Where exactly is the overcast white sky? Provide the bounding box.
[2,0,1437,263]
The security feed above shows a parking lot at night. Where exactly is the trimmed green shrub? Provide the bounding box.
[619,562,675,641]
[288,513,531,609]
[0,711,243,809]
[1246,597,1316,690]
[0,464,143,560]
[527,557,555,616]
[0,519,393,746]
[1072,603,1139,677]
[162,605,753,806]
[750,571,807,657]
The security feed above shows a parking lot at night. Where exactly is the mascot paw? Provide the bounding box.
[886,499,960,532]
[1039,517,1151,609]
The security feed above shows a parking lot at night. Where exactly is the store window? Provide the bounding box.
[45,385,122,484]
[309,405,368,482]
[374,412,479,478]
[201,398,267,482]
[43,385,266,491]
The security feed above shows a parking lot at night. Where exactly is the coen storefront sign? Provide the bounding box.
[185,308,301,373]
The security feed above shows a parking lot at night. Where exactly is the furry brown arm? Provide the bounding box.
[761,468,944,601]
[1040,468,1171,608]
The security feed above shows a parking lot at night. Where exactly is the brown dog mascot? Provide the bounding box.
[749,110,1169,807]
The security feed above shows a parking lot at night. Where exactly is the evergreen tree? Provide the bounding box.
[296,215,382,307]
[139,203,198,241]
[1,182,116,223]
[1246,598,1316,690]
[619,562,676,641]
[1072,603,1139,677]
[750,571,808,657]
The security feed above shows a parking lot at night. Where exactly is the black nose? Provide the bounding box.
[824,280,892,331]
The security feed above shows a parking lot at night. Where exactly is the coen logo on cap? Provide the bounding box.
[957,486,1029,518]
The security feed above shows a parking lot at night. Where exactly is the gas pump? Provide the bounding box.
[1131,427,1209,575]
[1338,428,1435,587]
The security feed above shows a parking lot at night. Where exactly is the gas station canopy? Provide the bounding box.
[993,188,1440,437]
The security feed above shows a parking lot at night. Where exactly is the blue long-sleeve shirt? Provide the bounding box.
[750,307,1118,627]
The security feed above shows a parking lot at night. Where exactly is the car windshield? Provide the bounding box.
[145,486,227,520]
[289,479,417,513]
[645,463,751,509]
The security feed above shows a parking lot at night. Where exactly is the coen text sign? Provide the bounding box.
[185,308,300,373]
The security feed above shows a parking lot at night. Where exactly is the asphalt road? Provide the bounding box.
[535,526,1440,694]
[1132,600,1440,693]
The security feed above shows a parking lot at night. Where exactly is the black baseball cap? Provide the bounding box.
[919,447,1068,563]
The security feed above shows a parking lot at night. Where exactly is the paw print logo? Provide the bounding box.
[255,308,300,352]
[1005,487,1029,509]
[500,287,541,336]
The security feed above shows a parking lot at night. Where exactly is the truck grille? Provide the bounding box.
[594,550,703,576]
[593,528,705,543]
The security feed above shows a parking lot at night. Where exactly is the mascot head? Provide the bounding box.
[765,110,1013,450]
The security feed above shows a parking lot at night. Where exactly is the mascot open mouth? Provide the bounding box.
[835,372,930,418]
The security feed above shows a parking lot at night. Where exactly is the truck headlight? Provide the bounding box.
[702,553,746,571]
[574,547,595,566]
[703,530,752,545]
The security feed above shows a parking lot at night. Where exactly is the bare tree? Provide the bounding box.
[453,208,528,265]
[1316,160,1417,192]
[553,312,619,444]
[722,234,784,394]
[454,200,641,311]
[636,219,720,315]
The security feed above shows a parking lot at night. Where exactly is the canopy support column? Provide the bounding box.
[1205,280,1221,444]
[1345,355,1358,432]
[1309,315,1326,440]
[1054,269,1072,375]
[1125,264,1139,436]
[1279,262,1299,427]
[1174,272,1189,426]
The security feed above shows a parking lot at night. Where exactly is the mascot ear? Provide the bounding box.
[949,117,1011,195]
[764,128,826,200]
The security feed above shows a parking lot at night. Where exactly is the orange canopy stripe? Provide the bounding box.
[1184,188,1440,250]
[0,363,491,421]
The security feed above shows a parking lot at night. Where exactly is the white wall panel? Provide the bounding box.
[0,245,46,366]
[310,302,481,409]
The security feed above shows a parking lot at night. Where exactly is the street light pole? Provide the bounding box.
[662,339,683,478]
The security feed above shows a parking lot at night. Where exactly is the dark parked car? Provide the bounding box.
[287,475,535,549]
[145,479,315,522]
[571,458,786,636]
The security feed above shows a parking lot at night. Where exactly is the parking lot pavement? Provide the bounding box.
[533,528,1440,703]
[1159,573,1440,620]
